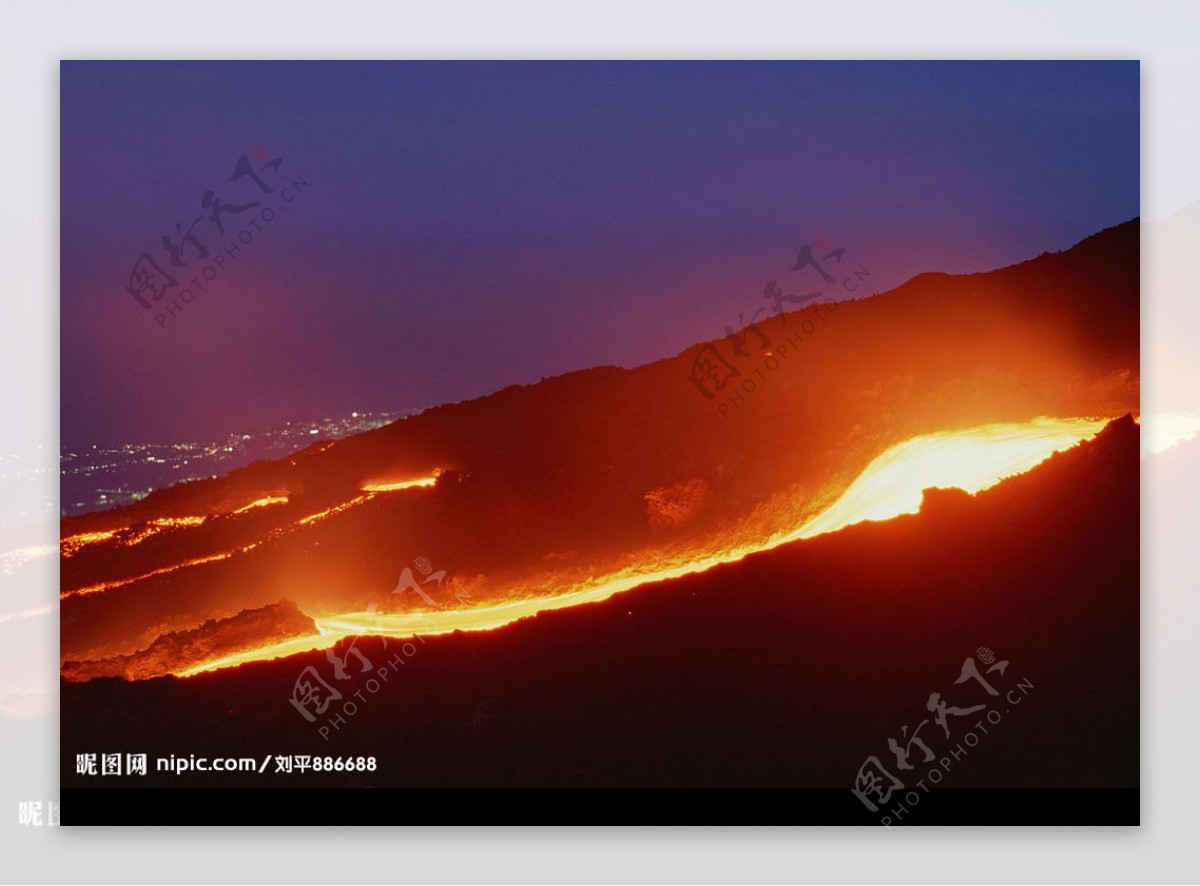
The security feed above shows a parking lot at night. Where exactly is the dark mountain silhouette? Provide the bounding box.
[59,221,1139,665]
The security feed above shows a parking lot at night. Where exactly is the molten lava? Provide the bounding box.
[789,417,1109,538]
[291,471,439,525]
[61,472,445,602]
[60,530,119,558]
[360,471,441,493]
[62,550,242,600]
[297,494,373,526]
[233,495,289,514]
[151,516,207,528]
[175,416,1108,677]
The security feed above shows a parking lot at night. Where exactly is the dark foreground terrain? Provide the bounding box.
[63,416,1139,792]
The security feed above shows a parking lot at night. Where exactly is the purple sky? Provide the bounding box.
[60,61,1139,446]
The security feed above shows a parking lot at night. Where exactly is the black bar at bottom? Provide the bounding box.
[61,787,1139,826]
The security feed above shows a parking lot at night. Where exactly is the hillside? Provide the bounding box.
[60,221,1139,668]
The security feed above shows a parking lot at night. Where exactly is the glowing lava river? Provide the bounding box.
[176,416,1110,677]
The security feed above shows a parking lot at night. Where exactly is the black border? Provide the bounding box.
[61,787,1139,826]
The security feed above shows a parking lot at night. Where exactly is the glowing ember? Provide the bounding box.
[177,416,1109,677]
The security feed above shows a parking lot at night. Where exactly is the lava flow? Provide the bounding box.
[232,495,290,514]
[59,470,446,602]
[361,471,441,493]
[176,416,1109,677]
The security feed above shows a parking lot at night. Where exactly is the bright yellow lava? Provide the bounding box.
[791,417,1108,538]
[176,633,336,675]
[176,416,1108,677]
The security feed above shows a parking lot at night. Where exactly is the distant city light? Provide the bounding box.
[57,408,413,517]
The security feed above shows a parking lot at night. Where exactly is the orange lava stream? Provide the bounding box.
[152,516,207,528]
[115,517,206,549]
[175,633,336,675]
[233,495,290,514]
[62,515,223,560]
[61,550,242,600]
[176,416,1108,678]
[60,530,119,557]
[361,472,441,493]
[297,494,374,526]
[60,473,444,599]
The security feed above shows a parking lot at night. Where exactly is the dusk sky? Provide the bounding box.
[60,61,1139,447]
